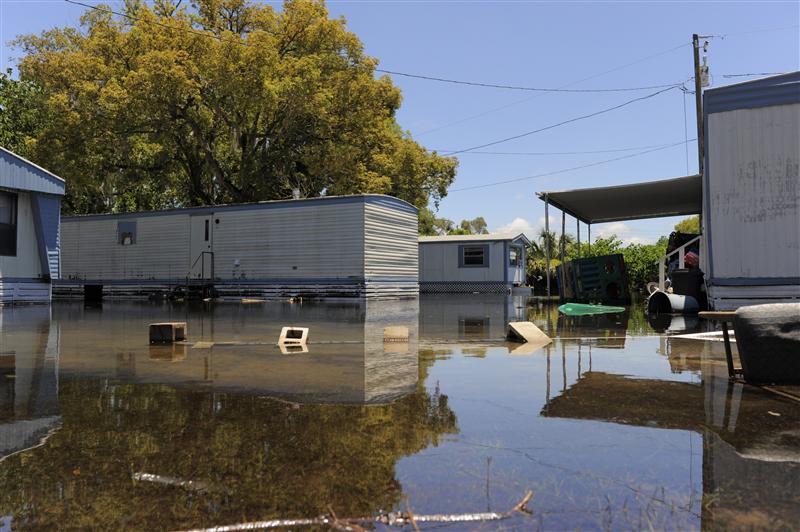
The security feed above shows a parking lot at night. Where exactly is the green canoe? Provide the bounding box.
[558,303,626,316]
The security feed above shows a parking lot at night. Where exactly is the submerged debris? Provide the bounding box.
[176,490,533,531]
[133,472,210,492]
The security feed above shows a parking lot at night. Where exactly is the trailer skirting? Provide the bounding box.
[419,281,512,294]
[0,279,52,305]
[53,279,419,300]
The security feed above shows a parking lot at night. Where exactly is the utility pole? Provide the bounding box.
[692,34,709,176]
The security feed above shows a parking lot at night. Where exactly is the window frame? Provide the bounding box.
[0,191,18,257]
[117,221,137,246]
[458,244,490,268]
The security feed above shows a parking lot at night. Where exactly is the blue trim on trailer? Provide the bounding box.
[29,193,51,279]
[0,147,66,196]
[62,194,418,222]
[56,277,417,285]
[0,277,49,283]
[56,278,373,286]
[419,280,512,285]
[704,71,800,115]
[709,277,800,286]
[503,241,509,283]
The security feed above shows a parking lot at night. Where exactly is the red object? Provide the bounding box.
[684,251,699,268]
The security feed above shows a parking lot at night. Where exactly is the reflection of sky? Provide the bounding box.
[1,297,798,529]
[398,343,703,529]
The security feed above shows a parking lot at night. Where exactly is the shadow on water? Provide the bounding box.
[0,296,798,530]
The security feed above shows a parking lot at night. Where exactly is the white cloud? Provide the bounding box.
[492,218,658,246]
[494,217,536,239]
[593,222,656,246]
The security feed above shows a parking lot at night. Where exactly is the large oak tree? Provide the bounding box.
[14,0,457,214]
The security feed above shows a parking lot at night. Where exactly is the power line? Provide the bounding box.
[721,72,787,78]
[375,68,682,93]
[443,85,680,155]
[448,139,694,193]
[415,41,691,136]
[432,140,691,156]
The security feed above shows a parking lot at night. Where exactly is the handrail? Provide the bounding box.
[656,235,701,291]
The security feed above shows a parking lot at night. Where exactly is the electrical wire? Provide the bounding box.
[432,140,692,156]
[416,42,691,136]
[443,85,680,155]
[374,68,682,93]
[721,72,787,78]
[448,139,695,193]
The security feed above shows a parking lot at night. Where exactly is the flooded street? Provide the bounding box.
[1,296,799,530]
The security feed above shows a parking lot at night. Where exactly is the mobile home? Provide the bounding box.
[701,72,800,309]
[57,195,418,299]
[537,71,800,310]
[0,147,65,304]
[418,233,530,293]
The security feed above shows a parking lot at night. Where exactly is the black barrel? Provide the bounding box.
[670,269,704,302]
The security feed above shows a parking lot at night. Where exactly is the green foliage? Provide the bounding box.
[621,236,668,293]
[0,363,457,528]
[526,229,668,293]
[14,0,457,214]
[674,215,700,234]
[459,216,488,235]
[417,210,489,236]
[0,68,43,157]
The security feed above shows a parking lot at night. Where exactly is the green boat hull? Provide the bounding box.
[558,303,626,316]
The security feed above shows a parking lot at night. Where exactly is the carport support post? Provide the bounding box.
[576,219,581,259]
[544,195,551,297]
[560,211,566,299]
[588,224,591,255]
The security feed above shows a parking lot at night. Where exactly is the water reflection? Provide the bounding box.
[0,297,798,530]
[0,306,60,460]
[541,335,800,529]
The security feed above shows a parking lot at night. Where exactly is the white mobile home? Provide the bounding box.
[537,72,800,310]
[418,233,530,293]
[0,147,65,304]
[701,73,800,309]
[58,194,418,299]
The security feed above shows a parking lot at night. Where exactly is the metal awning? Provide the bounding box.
[537,174,701,224]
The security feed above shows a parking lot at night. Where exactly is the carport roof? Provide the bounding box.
[536,174,701,225]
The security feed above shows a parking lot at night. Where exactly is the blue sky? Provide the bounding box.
[2,0,798,243]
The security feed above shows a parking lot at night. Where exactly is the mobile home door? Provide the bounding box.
[189,215,214,279]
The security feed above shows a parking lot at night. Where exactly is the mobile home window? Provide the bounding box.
[0,191,17,256]
[459,244,489,267]
[118,221,137,246]
[509,247,521,266]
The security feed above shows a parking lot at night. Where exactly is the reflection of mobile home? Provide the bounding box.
[57,195,418,299]
[52,299,420,404]
[0,147,65,304]
[418,233,530,293]
[0,306,60,459]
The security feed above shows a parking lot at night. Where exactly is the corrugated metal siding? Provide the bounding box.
[61,215,191,280]
[706,103,800,280]
[363,201,418,281]
[212,202,364,279]
[419,241,507,282]
[0,148,65,196]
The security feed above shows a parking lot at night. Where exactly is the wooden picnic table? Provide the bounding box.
[698,311,742,379]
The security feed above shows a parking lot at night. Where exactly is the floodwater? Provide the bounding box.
[1,295,798,530]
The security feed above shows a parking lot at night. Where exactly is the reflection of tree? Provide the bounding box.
[0,358,457,529]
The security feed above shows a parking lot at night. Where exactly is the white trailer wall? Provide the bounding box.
[58,195,418,299]
[703,73,800,309]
